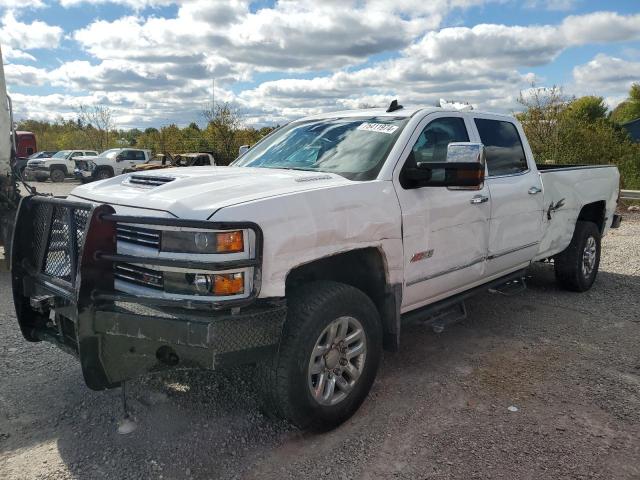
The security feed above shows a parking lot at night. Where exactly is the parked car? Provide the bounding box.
[11,151,57,176]
[11,105,621,430]
[24,149,98,182]
[124,152,215,173]
[74,148,152,182]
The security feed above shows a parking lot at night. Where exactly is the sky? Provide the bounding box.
[0,0,639,129]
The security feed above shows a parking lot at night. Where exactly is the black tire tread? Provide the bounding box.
[258,281,380,428]
[554,220,600,292]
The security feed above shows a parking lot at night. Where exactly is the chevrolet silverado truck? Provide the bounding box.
[25,149,98,182]
[74,148,152,182]
[11,105,621,429]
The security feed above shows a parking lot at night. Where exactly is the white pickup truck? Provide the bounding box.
[74,148,152,182]
[11,105,621,429]
[24,149,98,182]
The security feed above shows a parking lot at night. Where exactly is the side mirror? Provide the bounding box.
[238,145,250,156]
[403,142,486,189]
[116,155,124,162]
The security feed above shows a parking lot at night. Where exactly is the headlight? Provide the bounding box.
[161,230,244,254]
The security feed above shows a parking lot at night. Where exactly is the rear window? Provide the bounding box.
[474,118,528,176]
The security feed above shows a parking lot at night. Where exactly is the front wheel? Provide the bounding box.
[259,281,382,430]
[554,221,601,292]
[95,168,113,180]
[50,168,66,183]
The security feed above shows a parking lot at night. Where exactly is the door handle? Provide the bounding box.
[470,194,489,205]
[528,186,542,195]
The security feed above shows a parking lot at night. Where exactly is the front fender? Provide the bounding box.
[210,180,404,298]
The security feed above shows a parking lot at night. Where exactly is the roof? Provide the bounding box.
[621,117,640,126]
[298,106,515,122]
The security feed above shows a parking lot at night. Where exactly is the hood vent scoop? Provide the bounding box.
[125,175,176,188]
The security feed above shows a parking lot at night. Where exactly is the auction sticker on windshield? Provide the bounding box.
[357,123,399,134]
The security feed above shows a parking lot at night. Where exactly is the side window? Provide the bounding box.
[133,151,146,161]
[474,119,527,176]
[409,117,469,165]
[121,150,133,160]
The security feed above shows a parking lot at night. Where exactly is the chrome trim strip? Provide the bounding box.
[486,168,530,179]
[406,241,540,287]
[487,241,539,260]
[406,256,486,286]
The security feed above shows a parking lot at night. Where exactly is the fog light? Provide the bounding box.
[213,272,245,296]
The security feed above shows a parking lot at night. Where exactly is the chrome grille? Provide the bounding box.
[116,225,160,249]
[127,175,175,187]
[114,263,163,290]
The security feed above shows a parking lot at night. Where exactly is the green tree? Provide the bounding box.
[563,96,607,123]
[610,83,640,124]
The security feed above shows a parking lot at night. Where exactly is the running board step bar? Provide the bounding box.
[488,276,527,296]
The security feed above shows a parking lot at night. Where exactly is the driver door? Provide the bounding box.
[394,113,491,312]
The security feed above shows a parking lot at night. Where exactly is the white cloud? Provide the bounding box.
[59,0,173,7]
[4,63,48,86]
[0,12,63,50]
[2,45,36,61]
[0,0,44,7]
[572,54,640,96]
[5,4,640,126]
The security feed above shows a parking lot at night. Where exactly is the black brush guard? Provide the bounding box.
[11,195,286,390]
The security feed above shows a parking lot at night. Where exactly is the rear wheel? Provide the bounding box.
[259,281,382,430]
[554,221,601,292]
[50,168,65,183]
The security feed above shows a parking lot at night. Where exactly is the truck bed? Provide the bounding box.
[535,164,620,261]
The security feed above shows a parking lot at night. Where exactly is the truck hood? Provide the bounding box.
[69,166,351,219]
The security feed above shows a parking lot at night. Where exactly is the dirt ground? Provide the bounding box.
[1,180,639,479]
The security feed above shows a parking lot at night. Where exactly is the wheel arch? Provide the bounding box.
[577,200,606,233]
[285,247,402,352]
[49,163,68,174]
[95,164,115,176]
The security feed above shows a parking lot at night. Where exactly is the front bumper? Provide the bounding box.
[24,166,49,179]
[11,196,283,390]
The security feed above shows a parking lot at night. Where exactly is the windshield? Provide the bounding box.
[52,150,71,159]
[233,116,409,180]
[99,149,120,159]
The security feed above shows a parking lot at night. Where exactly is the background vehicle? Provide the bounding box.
[75,148,151,181]
[0,45,20,266]
[12,150,58,177]
[123,153,173,173]
[15,131,36,158]
[10,106,622,429]
[125,152,215,173]
[25,149,97,182]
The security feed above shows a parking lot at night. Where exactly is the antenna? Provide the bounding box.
[386,99,403,113]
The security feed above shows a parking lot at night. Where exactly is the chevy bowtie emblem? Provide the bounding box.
[411,249,434,263]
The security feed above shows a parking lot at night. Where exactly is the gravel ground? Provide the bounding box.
[1,181,639,479]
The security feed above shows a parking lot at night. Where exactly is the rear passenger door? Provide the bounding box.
[472,116,544,276]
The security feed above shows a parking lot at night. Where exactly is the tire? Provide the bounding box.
[554,221,601,292]
[259,281,382,430]
[50,168,65,183]
[95,168,113,180]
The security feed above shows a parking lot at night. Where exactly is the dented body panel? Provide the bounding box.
[11,106,621,389]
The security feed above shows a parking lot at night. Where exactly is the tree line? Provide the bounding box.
[17,103,276,166]
[15,85,640,187]
[517,83,640,189]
